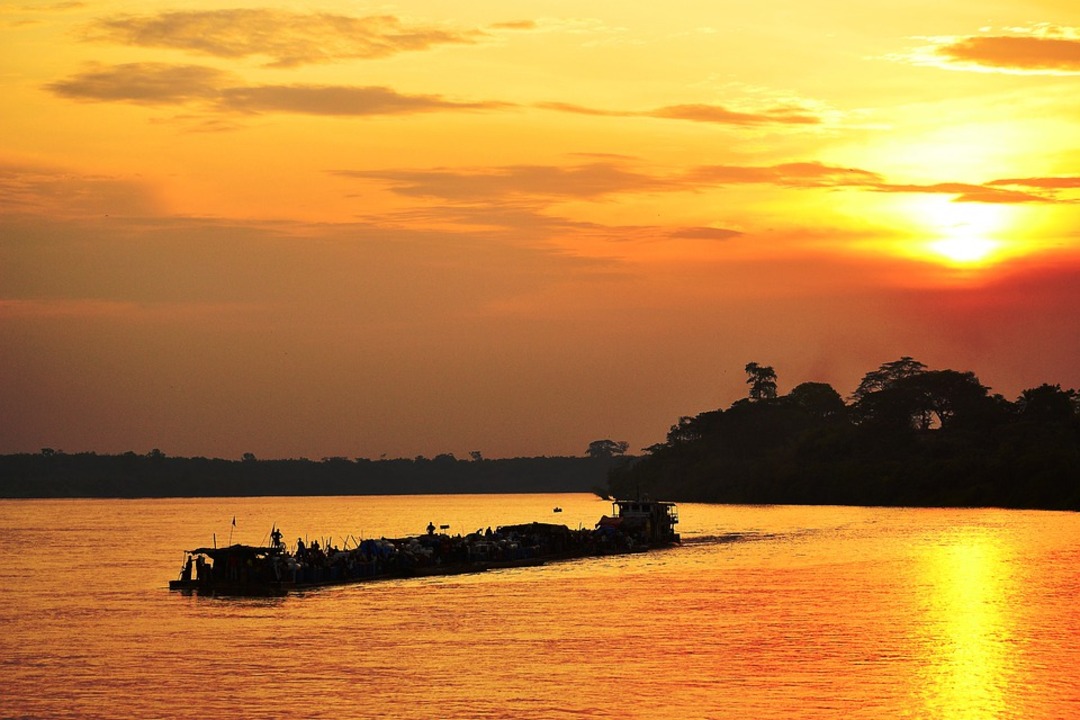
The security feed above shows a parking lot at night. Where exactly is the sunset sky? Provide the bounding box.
[2,1,1078,460]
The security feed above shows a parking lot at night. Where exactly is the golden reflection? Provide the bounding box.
[919,530,1016,719]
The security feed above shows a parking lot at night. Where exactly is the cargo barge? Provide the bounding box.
[169,499,679,596]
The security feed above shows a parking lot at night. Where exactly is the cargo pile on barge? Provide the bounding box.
[169,499,679,596]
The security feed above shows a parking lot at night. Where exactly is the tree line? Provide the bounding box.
[609,358,1080,510]
[0,450,630,499]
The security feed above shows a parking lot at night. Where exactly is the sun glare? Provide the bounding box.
[928,236,1000,264]
[919,530,1015,719]
[910,197,1013,267]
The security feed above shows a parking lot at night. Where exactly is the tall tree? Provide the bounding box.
[851,356,926,403]
[744,362,778,401]
[587,439,630,459]
[853,368,990,432]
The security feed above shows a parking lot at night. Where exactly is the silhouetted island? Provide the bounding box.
[609,358,1080,511]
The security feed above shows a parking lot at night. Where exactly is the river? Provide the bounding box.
[2,494,1078,719]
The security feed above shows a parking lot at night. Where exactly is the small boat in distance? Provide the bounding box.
[169,498,679,596]
[553,506,562,513]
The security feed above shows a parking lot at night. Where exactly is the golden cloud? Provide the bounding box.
[84,10,486,67]
[538,101,822,126]
[936,34,1080,73]
[46,63,507,116]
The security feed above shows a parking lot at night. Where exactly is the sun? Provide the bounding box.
[928,235,1000,264]
[911,197,1013,267]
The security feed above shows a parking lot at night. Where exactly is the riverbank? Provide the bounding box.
[0,452,624,498]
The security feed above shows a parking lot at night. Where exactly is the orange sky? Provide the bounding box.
[2,1,1078,459]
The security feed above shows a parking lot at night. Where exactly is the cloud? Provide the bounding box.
[686,162,882,187]
[335,163,676,201]
[219,85,508,116]
[902,27,1080,75]
[339,159,891,203]
[935,34,1080,73]
[0,1,84,21]
[7,1,86,10]
[489,20,537,31]
[535,102,623,117]
[668,227,743,241]
[870,182,1065,204]
[344,158,1073,206]
[46,63,825,128]
[44,62,229,104]
[987,176,1080,190]
[84,10,485,67]
[650,104,820,126]
[0,161,161,216]
[46,62,508,116]
[688,162,1069,204]
[539,101,823,126]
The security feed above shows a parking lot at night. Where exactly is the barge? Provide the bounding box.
[169,498,679,596]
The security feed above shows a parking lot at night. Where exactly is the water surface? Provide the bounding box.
[2,495,1077,719]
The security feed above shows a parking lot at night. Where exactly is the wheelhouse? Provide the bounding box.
[611,499,680,545]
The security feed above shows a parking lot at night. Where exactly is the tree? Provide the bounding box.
[745,362,778,401]
[853,368,989,432]
[587,439,630,459]
[914,370,991,430]
[851,356,926,402]
[1018,384,1078,423]
[787,382,846,418]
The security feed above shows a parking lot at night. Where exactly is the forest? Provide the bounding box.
[608,358,1080,510]
[0,451,622,498]
[5,358,1077,509]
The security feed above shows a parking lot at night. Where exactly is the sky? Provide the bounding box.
[1,1,1078,460]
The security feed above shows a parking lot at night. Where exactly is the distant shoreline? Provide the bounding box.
[2,445,1075,513]
[0,452,621,499]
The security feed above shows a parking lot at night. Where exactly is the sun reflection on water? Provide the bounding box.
[919,530,1016,720]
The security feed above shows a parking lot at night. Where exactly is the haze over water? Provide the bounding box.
[3,494,1078,719]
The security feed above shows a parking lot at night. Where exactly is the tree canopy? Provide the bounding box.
[610,358,1079,510]
[745,362,778,401]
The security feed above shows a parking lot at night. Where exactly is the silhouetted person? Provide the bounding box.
[427,522,436,535]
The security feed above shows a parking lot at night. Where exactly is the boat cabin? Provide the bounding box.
[605,499,680,545]
[170,544,288,593]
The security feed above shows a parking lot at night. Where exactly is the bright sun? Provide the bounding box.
[913,197,1011,267]
[928,235,1000,264]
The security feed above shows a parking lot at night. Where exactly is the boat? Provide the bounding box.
[596,498,680,545]
[169,498,679,596]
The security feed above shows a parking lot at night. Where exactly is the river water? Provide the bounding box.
[2,494,1078,719]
